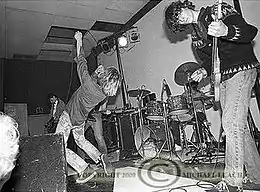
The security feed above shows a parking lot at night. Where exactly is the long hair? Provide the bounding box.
[165,0,195,33]
[96,67,122,96]
[0,112,20,179]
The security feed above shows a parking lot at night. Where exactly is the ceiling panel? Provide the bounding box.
[5,8,55,58]
[53,15,95,30]
[99,9,133,23]
[5,1,59,15]
[74,0,113,8]
[55,1,104,20]
[107,0,148,13]
[0,0,162,61]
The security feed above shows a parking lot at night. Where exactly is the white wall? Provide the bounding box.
[101,0,260,139]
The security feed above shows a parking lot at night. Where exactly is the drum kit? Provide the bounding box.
[127,62,218,163]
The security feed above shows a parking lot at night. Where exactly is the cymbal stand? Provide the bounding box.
[186,77,203,147]
[160,101,175,159]
[201,100,217,148]
[184,78,216,164]
[154,82,175,160]
[135,89,146,158]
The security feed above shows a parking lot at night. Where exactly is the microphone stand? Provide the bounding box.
[158,79,174,160]
[136,87,146,158]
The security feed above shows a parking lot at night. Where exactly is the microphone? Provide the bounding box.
[163,79,172,97]
[161,80,165,101]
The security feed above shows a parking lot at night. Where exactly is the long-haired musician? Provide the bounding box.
[165,1,260,191]
[55,31,122,184]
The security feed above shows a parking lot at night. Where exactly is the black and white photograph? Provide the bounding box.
[1,0,260,191]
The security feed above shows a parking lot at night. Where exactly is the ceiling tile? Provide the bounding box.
[55,1,103,20]
[53,15,95,30]
[99,9,132,23]
[5,1,59,15]
[107,0,147,13]
[74,0,112,8]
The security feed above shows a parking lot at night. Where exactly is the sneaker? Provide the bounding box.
[243,179,260,190]
[99,154,113,175]
[206,181,242,192]
[175,144,182,151]
[76,166,97,184]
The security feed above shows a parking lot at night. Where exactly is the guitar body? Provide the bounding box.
[211,0,222,102]
[45,117,58,133]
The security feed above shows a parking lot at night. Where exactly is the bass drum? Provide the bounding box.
[134,123,174,159]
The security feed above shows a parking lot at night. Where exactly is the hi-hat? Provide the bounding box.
[128,89,150,97]
[174,61,200,86]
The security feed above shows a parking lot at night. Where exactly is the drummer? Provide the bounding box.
[182,81,213,143]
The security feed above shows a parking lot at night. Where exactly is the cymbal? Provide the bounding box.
[174,61,200,86]
[128,89,150,97]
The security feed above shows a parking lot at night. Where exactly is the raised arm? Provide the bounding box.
[74,31,90,82]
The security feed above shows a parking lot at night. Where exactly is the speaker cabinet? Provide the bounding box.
[2,133,67,192]
[116,112,140,159]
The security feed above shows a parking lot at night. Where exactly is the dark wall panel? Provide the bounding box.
[4,53,98,115]
[0,59,4,111]
[4,59,74,115]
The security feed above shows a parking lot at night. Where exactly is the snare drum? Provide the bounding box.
[171,112,193,122]
[146,101,164,121]
[167,95,189,115]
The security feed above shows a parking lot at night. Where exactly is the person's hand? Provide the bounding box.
[190,68,207,82]
[208,20,228,37]
[74,31,82,41]
[95,65,105,74]
[104,110,111,115]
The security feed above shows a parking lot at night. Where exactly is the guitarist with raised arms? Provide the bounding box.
[165,0,260,191]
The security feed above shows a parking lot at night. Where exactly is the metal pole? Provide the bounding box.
[115,41,130,108]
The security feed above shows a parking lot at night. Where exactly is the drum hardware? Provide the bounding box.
[184,74,204,146]
[127,85,151,158]
[145,101,164,121]
[161,99,175,160]
[142,92,156,108]
[156,79,175,159]
[173,62,218,163]
[127,88,150,98]
[167,95,190,116]
[174,61,200,86]
[133,80,176,160]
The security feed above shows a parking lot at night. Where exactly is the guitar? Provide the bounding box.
[45,117,58,133]
[211,0,222,102]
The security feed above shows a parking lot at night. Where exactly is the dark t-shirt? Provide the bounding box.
[65,47,106,126]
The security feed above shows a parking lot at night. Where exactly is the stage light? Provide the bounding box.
[118,35,128,47]
[99,41,110,53]
[129,27,140,43]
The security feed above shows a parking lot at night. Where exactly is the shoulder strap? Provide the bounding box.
[233,0,243,16]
